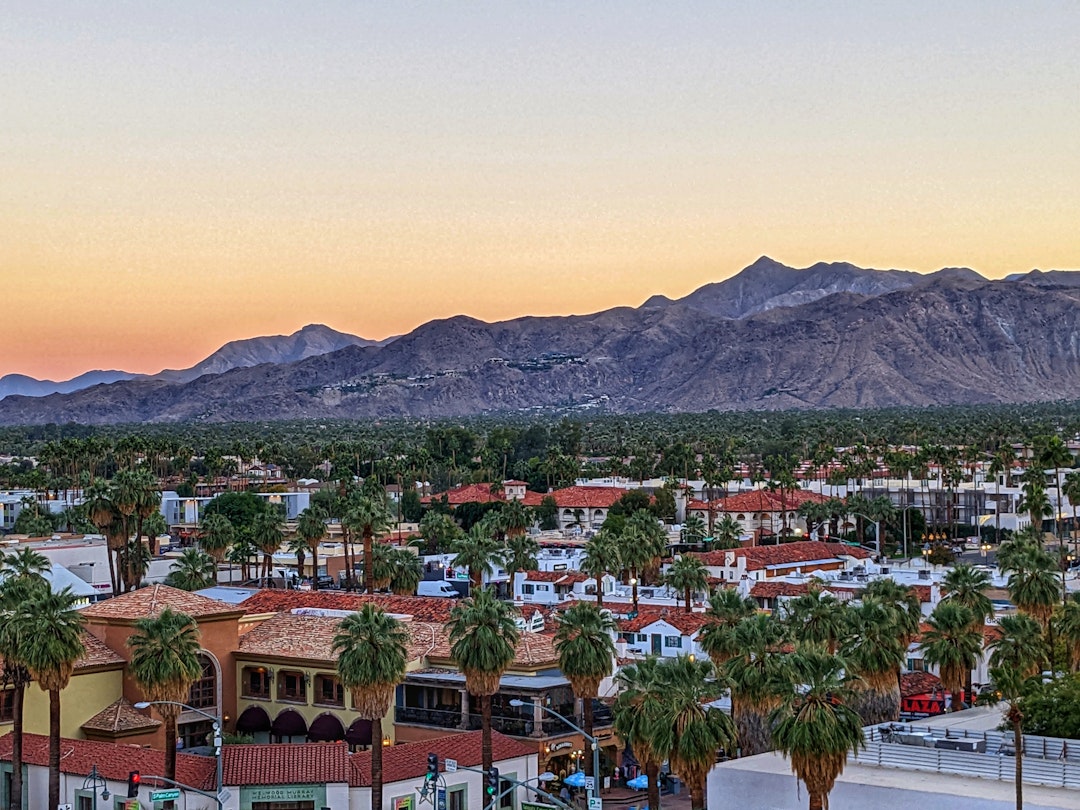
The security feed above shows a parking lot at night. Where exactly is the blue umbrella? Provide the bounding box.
[563,771,586,788]
[626,774,650,790]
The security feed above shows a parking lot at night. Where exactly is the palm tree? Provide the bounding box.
[1064,470,1080,552]
[660,655,737,810]
[723,613,791,756]
[663,554,709,613]
[698,587,757,667]
[553,602,616,776]
[296,506,328,590]
[941,563,995,700]
[1005,545,1060,632]
[344,495,392,593]
[1060,592,1080,672]
[112,468,161,582]
[681,512,707,546]
[712,514,743,549]
[251,509,285,580]
[862,579,922,650]
[449,523,501,592]
[446,589,520,772]
[1018,477,1053,544]
[388,547,423,595]
[498,498,531,539]
[989,613,1047,810]
[1036,435,1072,542]
[783,586,848,654]
[920,602,983,710]
[612,657,666,810]
[199,512,235,580]
[502,533,540,597]
[770,648,864,810]
[0,551,51,810]
[16,587,85,810]
[333,604,410,810]
[580,530,620,608]
[127,607,203,782]
[165,548,217,591]
[842,599,906,724]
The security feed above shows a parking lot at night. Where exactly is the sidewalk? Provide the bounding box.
[583,785,693,809]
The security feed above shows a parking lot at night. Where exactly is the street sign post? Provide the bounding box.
[588,798,603,810]
[584,776,595,792]
[150,789,181,801]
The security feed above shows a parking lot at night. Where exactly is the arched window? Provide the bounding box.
[188,653,217,709]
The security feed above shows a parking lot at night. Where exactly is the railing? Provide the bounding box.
[394,706,463,729]
[852,724,1080,789]
[395,703,611,737]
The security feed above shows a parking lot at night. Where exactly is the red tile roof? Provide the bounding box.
[239,589,456,623]
[692,541,870,570]
[522,570,591,585]
[688,488,829,514]
[0,733,215,790]
[76,630,126,669]
[223,742,348,786]
[547,486,629,509]
[81,584,241,621]
[237,611,441,663]
[900,671,942,698]
[617,609,712,635]
[349,731,535,787]
[422,483,507,505]
[81,698,162,734]
[749,581,812,599]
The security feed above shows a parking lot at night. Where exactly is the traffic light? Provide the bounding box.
[486,766,499,797]
[426,752,439,782]
[127,771,140,798]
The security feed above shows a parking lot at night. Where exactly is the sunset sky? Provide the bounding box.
[4,2,1080,380]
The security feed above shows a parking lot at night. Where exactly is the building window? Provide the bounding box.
[499,774,514,808]
[522,584,535,595]
[448,787,467,810]
[278,670,307,702]
[315,674,344,707]
[243,666,271,698]
[536,584,549,592]
[664,636,682,648]
[187,654,216,709]
[0,690,13,723]
[178,718,215,751]
[637,634,647,643]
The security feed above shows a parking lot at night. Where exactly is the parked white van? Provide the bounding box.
[417,581,462,598]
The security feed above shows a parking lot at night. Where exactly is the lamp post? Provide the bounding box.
[980,541,992,560]
[846,511,881,557]
[81,765,110,809]
[509,699,601,801]
[134,700,223,806]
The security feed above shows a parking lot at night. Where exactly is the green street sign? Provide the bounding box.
[149,789,181,801]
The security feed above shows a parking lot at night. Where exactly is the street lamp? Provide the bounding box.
[81,765,110,808]
[134,700,223,804]
[980,541,992,559]
[509,699,601,801]
[846,512,881,557]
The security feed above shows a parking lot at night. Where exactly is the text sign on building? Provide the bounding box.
[149,789,181,801]
[444,757,458,773]
[246,785,321,801]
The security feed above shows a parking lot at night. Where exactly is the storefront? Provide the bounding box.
[239,784,326,810]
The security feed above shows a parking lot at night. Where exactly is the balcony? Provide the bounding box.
[395,706,463,730]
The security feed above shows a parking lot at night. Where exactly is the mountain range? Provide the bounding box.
[1,257,1078,425]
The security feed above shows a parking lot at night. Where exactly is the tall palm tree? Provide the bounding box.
[498,498,531,539]
[251,509,285,580]
[1063,470,1080,552]
[842,599,906,725]
[165,548,217,591]
[127,608,203,782]
[783,586,848,655]
[862,579,922,650]
[449,523,501,592]
[1018,477,1053,544]
[112,468,161,581]
[580,530,620,608]
[989,613,1047,810]
[770,648,864,810]
[446,589,520,772]
[723,613,791,756]
[920,602,983,710]
[1060,592,1080,672]
[617,523,654,611]
[16,587,85,810]
[712,514,743,549]
[199,512,235,580]
[698,587,757,667]
[941,563,995,700]
[612,657,666,810]
[553,602,616,776]
[388,547,423,595]
[344,495,392,593]
[660,655,738,810]
[0,551,51,810]
[1036,435,1073,542]
[1005,545,1060,632]
[502,533,540,597]
[333,604,410,810]
[296,506,328,589]
[663,555,710,613]
[681,512,707,546]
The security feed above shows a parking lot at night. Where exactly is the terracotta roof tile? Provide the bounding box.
[749,581,811,599]
[691,541,870,570]
[900,671,942,698]
[688,489,829,514]
[81,584,241,621]
[240,590,456,623]
[548,486,629,509]
[75,630,126,669]
[349,731,535,787]
[0,733,214,790]
[427,629,559,669]
[617,609,711,635]
[522,570,591,585]
[237,611,440,664]
[223,742,349,786]
[81,698,162,734]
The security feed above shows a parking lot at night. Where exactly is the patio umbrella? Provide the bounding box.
[564,772,586,788]
[626,774,650,790]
